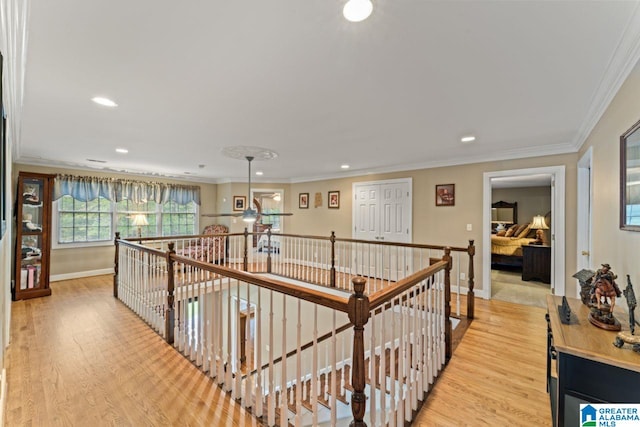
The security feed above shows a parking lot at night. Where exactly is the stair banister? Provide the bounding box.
[166,242,175,344]
[348,276,370,427]
[113,232,120,298]
[467,239,475,319]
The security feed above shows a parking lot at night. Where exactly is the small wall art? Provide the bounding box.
[435,184,455,206]
[299,193,309,209]
[328,191,340,209]
[314,192,323,208]
[233,195,246,211]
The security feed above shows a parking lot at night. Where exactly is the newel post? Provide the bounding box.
[443,247,453,361]
[113,232,120,298]
[467,239,475,320]
[348,276,370,427]
[166,242,176,344]
[243,227,249,272]
[330,231,336,287]
[266,228,272,273]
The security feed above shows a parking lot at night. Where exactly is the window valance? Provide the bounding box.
[53,174,201,205]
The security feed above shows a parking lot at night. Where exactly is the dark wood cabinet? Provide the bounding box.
[13,172,54,300]
[522,244,551,283]
[546,296,640,427]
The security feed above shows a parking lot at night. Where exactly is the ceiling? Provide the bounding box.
[16,1,640,183]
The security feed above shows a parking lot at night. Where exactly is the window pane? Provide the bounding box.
[57,196,112,244]
[161,201,196,236]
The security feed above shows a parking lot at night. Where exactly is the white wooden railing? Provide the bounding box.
[137,230,475,319]
[114,231,463,426]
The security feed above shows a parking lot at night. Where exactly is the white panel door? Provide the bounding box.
[353,179,412,281]
[355,184,379,242]
[380,182,411,244]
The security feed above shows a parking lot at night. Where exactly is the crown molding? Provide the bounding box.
[572,2,640,151]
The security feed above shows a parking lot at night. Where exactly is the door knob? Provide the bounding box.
[581,251,590,256]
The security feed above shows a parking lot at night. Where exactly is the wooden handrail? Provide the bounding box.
[368,259,449,310]
[124,232,472,253]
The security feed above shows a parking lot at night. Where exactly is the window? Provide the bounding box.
[116,199,157,239]
[162,201,196,236]
[55,197,198,245]
[58,195,112,243]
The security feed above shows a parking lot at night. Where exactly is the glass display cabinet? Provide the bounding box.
[13,172,54,300]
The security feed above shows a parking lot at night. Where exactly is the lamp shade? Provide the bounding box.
[131,214,149,226]
[530,215,548,230]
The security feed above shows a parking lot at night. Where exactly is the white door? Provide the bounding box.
[353,179,412,281]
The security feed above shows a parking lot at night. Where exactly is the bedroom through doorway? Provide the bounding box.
[483,167,566,308]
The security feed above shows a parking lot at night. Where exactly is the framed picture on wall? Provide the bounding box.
[328,191,340,209]
[435,184,455,206]
[299,193,309,209]
[233,195,246,211]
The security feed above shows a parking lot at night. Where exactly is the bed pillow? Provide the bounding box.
[504,224,519,237]
[516,224,531,238]
[496,230,506,236]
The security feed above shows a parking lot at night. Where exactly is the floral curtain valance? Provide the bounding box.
[53,174,201,205]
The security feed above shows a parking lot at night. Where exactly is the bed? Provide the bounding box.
[491,223,536,267]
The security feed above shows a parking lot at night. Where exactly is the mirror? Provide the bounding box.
[491,200,517,227]
[621,119,640,231]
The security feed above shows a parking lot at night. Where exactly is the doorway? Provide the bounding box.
[576,148,593,298]
[483,166,566,304]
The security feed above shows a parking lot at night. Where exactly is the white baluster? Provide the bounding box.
[233,280,241,399]
[295,299,302,426]
[255,287,263,417]
[225,276,232,391]
[280,293,287,427]
[330,310,337,426]
[368,315,384,426]
[268,291,275,426]
[311,305,318,426]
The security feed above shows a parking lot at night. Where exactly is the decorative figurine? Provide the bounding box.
[573,268,596,305]
[613,275,640,352]
[587,264,622,331]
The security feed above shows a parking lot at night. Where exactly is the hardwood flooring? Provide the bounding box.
[5,275,551,426]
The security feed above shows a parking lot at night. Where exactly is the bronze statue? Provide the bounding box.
[592,264,622,311]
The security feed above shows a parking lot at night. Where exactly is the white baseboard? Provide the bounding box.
[451,285,488,299]
[50,268,114,282]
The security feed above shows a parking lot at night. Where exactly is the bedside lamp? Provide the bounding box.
[131,214,148,240]
[530,215,549,245]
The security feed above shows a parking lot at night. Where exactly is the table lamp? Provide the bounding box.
[131,214,148,240]
[530,215,549,245]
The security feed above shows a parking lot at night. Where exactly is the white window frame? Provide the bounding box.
[53,198,199,249]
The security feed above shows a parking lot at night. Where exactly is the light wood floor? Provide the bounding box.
[5,275,551,426]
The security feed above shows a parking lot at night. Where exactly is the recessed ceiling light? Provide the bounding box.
[115,148,128,154]
[341,164,350,169]
[461,136,476,143]
[92,96,118,107]
[255,171,264,176]
[343,0,373,22]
